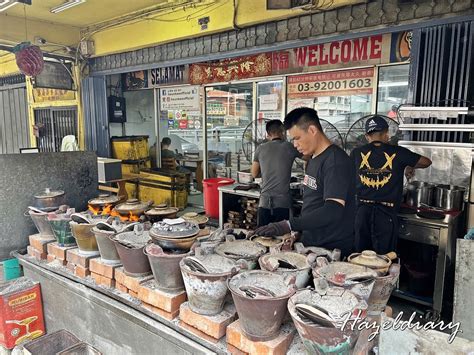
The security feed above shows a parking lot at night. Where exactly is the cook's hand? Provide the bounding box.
[252,220,291,237]
[405,166,415,180]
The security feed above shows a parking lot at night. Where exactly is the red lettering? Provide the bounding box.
[294,47,308,67]
[370,35,383,59]
[329,42,340,64]
[341,40,351,62]
[353,37,368,61]
[319,44,329,65]
[308,45,318,66]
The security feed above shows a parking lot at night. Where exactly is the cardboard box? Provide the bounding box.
[0,278,45,349]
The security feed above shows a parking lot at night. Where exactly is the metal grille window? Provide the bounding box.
[34,107,78,152]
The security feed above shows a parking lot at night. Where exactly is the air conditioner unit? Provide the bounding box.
[266,0,312,9]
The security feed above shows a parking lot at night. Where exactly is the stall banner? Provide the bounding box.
[160,86,200,111]
[272,33,410,74]
[189,54,272,84]
[287,68,375,99]
[32,88,76,103]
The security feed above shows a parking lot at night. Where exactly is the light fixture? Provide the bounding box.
[50,0,85,14]
[0,0,31,13]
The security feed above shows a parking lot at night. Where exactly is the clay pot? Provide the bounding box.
[180,253,241,315]
[259,252,311,289]
[144,243,190,292]
[114,199,151,217]
[112,227,151,277]
[367,263,401,315]
[92,227,120,265]
[215,236,266,269]
[144,204,179,223]
[228,270,296,341]
[70,222,99,256]
[88,194,120,208]
[181,212,209,228]
[34,188,65,212]
[347,250,397,275]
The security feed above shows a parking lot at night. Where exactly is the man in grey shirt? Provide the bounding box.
[251,120,301,226]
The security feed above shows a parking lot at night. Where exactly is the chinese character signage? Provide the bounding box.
[272,33,410,75]
[287,68,375,99]
[32,88,76,103]
[189,54,272,84]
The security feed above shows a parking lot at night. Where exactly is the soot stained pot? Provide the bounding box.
[347,250,396,276]
[112,227,151,276]
[70,221,99,256]
[215,235,266,269]
[259,252,312,289]
[88,194,121,208]
[144,204,179,222]
[114,199,151,217]
[149,220,200,251]
[34,188,65,212]
[27,208,54,239]
[181,212,209,228]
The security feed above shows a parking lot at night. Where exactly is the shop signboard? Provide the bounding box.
[160,86,200,111]
[148,65,188,87]
[287,68,375,99]
[32,88,76,103]
[33,61,73,90]
[189,54,272,84]
[272,32,411,74]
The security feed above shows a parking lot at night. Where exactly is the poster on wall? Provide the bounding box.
[160,86,200,111]
[287,68,375,99]
[32,88,76,103]
[122,70,148,90]
[259,94,279,111]
[286,98,315,112]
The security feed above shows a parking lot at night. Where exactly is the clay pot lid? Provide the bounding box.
[348,250,391,269]
[228,270,294,299]
[315,261,377,285]
[35,188,64,198]
[88,194,120,206]
[182,212,209,225]
[215,240,266,260]
[145,205,179,216]
[261,252,309,270]
[150,220,200,239]
[114,199,150,213]
[251,236,283,248]
[113,227,150,248]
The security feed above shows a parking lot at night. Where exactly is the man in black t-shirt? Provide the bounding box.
[252,107,355,257]
[351,115,432,254]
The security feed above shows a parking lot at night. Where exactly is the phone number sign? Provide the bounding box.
[287,68,375,98]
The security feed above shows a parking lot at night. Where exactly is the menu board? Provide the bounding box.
[34,61,74,90]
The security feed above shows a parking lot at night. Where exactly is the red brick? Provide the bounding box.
[226,320,295,355]
[29,234,54,254]
[180,302,237,340]
[66,262,76,273]
[66,248,99,268]
[98,275,115,288]
[47,254,56,263]
[89,258,121,279]
[27,246,35,257]
[128,290,138,298]
[137,280,186,313]
[115,267,153,293]
[179,321,219,344]
[142,303,179,321]
[74,265,90,278]
[29,246,47,261]
[226,343,247,355]
[47,243,76,261]
[91,272,102,285]
[116,283,128,293]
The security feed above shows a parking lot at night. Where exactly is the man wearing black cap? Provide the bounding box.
[351,115,432,254]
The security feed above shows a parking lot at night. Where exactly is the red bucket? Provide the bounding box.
[203,178,235,219]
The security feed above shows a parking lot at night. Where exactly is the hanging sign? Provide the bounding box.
[287,68,375,99]
[189,54,272,84]
[160,86,200,111]
[33,61,73,90]
[32,88,76,103]
[272,33,411,75]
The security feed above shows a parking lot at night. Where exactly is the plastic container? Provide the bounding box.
[202,178,235,218]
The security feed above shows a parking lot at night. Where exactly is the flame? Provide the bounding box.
[88,205,100,216]
[128,211,140,222]
[102,204,113,216]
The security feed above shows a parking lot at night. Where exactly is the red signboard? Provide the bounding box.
[287,68,375,98]
[189,54,272,84]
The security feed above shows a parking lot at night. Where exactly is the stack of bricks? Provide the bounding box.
[114,267,153,299]
[27,234,54,262]
[90,258,121,289]
[137,279,187,320]
[226,321,296,355]
[179,302,237,344]
[66,248,98,279]
[46,242,76,266]
[227,211,244,228]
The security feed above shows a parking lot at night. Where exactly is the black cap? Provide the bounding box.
[365,115,389,134]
